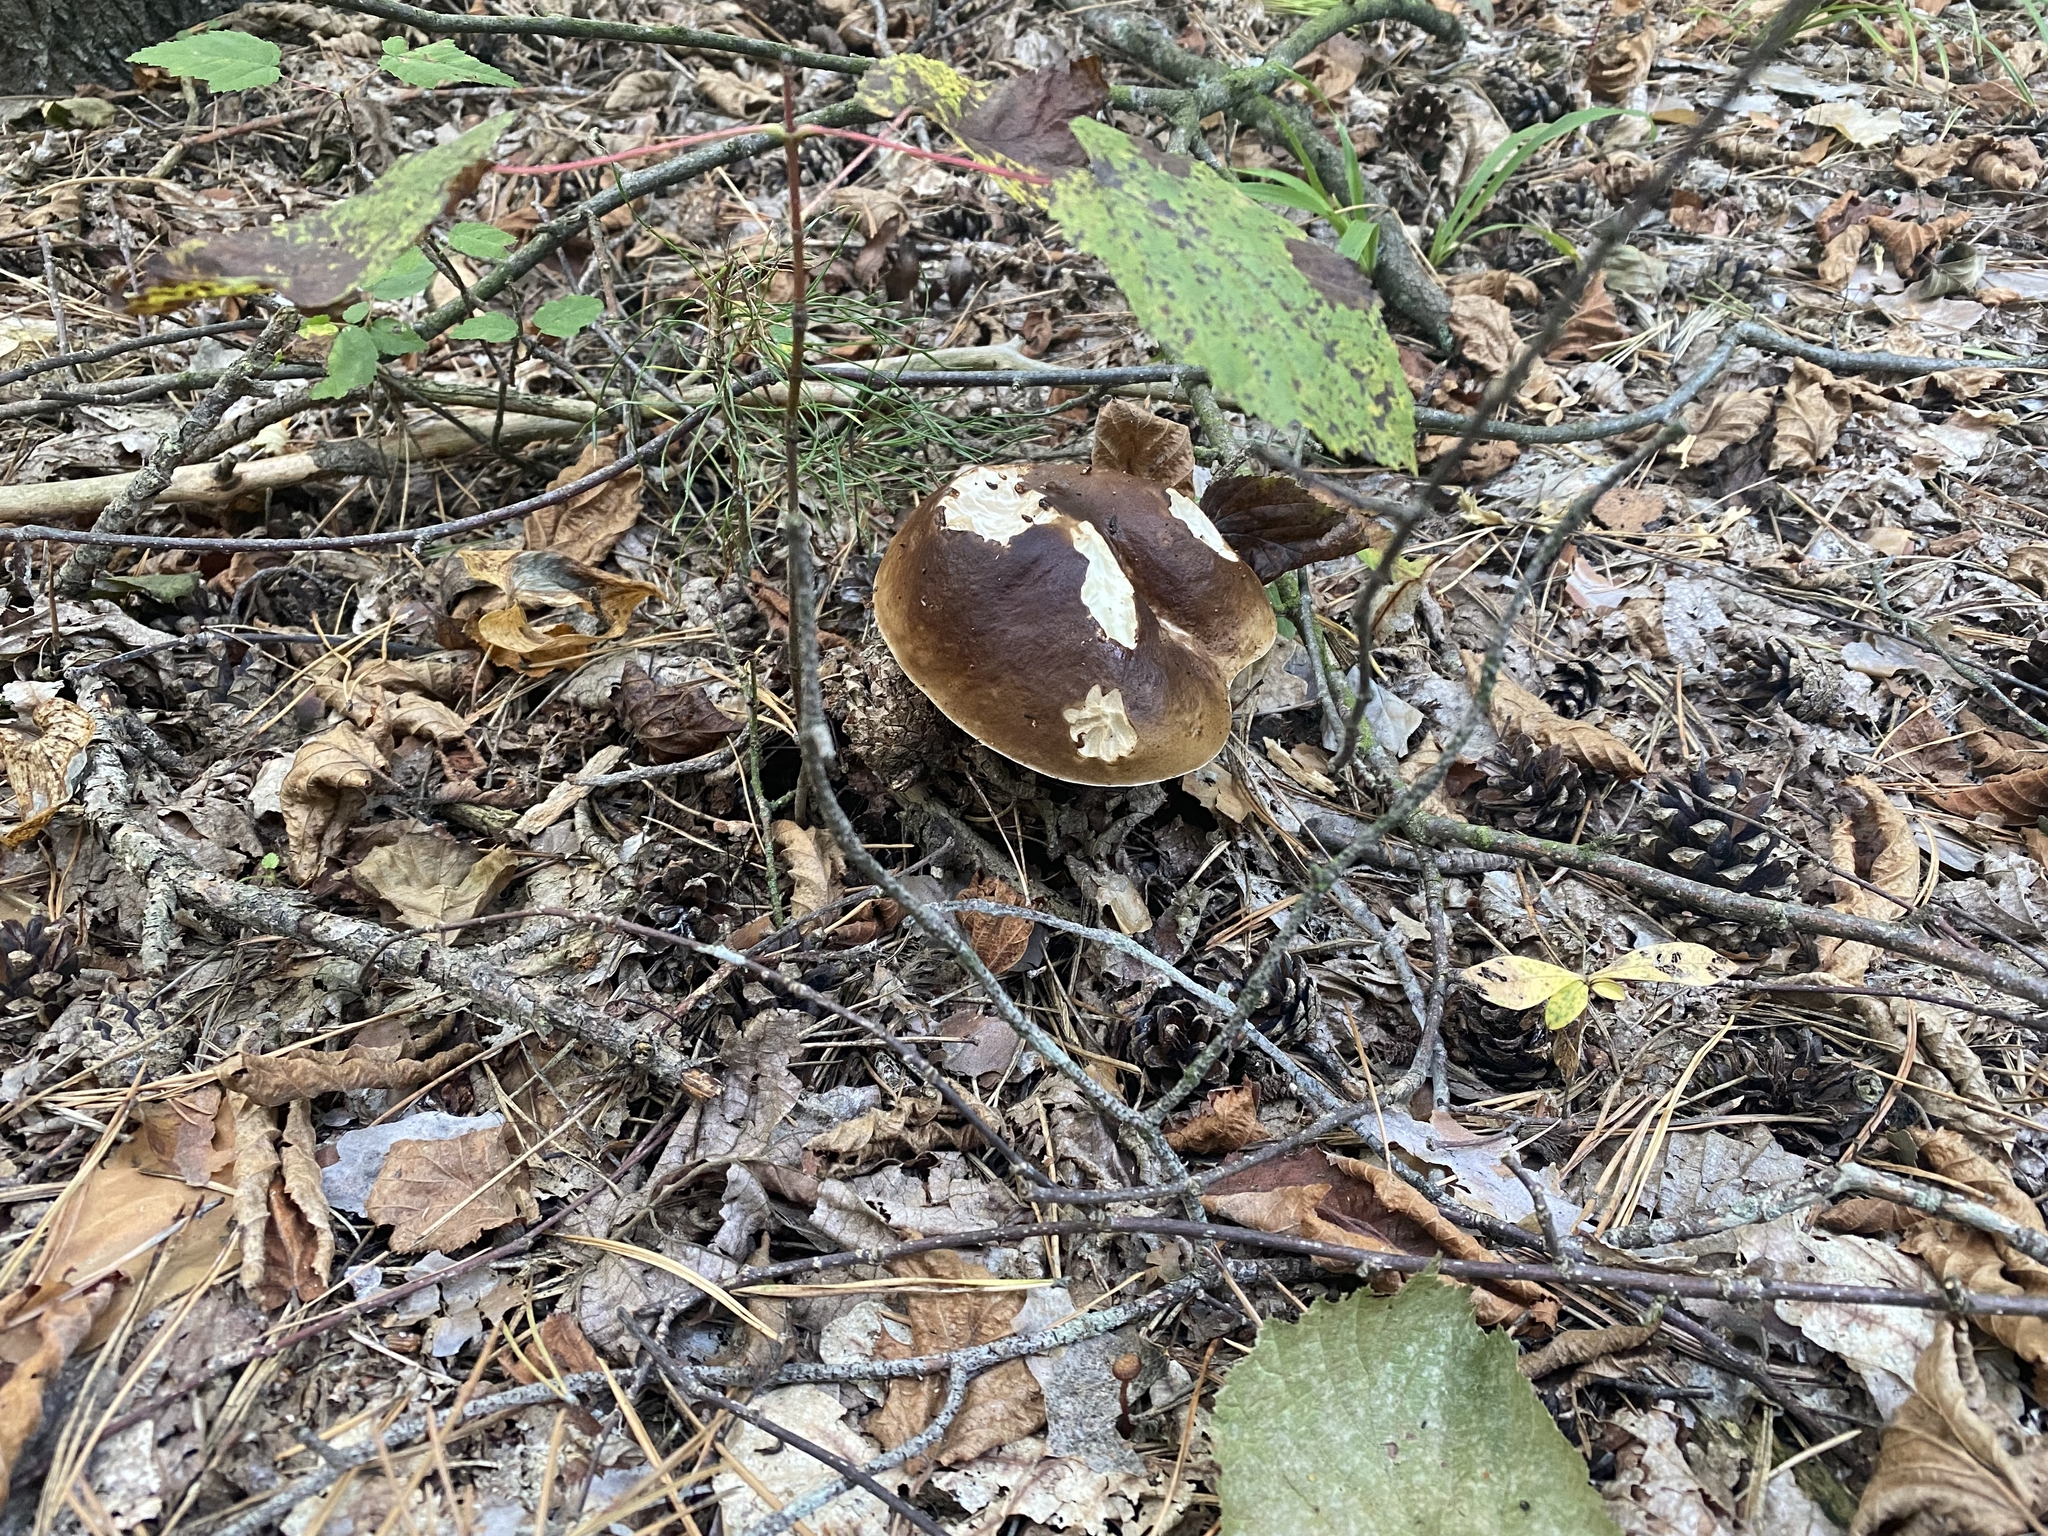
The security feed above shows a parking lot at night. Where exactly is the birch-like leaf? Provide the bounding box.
[1462,953,1581,1011]
[1589,943,1734,987]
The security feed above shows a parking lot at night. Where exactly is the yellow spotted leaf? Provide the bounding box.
[1589,943,1733,988]
[1545,980,1591,1031]
[1462,954,1582,1012]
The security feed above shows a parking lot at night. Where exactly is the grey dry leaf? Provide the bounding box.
[352,834,520,930]
[1449,293,1518,378]
[280,722,386,884]
[0,696,93,847]
[1089,398,1195,493]
[1681,388,1774,466]
[524,437,644,565]
[604,68,673,114]
[696,67,774,116]
[364,1122,532,1253]
[772,820,841,919]
[1851,1318,2048,1536]
[1463,652,1645,779]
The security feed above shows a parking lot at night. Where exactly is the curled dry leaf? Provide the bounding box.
[1770,360,1857,472]
[280,722,386,884]
[1944,765,2048,823]
[1199,474,1378,583]
[1165,1082,1273,1155]
[1971,137,2043,192]
[1819,223,1873,288]
[0,1281,112,1489]
[1868,213,1970,279]
[1464,651,1645,779]
[352,833,520,930]
[1957,710,2048,777]
[1899,1130,2048,1390]
[1680,388,1775,466]
[958,873,1034,974]
[235,1098,334,1309]
[1547,272,1627,361]
[1586,17,1656,99]
[0,696,93,848]
[614,664,742,763]
[1816,776,1920,985]
[221,1039,484,1107]
[364,1121,534,1253]
[870,1250,1046,1469]
[1205,1147,1555,1328]
[1851,1318,2048,1536]
[772,821,842,919]
[1089,398,1195,493]
[1449,293,1518,378]
[454,548,657,674]
[523,436,643,565]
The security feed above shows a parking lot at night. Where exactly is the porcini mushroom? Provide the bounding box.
[872,463,1276,786]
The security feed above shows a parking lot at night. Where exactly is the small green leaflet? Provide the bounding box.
[366,317,425,356]
[381,37,517,89]
[447,222,515,260]
[365,248,437,302]
[309,326,379,400]
[533,294,602,338]
[1214,1282,1619,1536]
[1048,119,1415,468]
[449,312,517,343]
[128,30,282,91]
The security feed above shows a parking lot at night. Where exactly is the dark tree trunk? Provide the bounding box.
[0,0,227,95]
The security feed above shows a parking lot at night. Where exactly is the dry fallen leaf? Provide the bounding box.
[1090,398,1195,493]
[524,436,644,565]
[365,1122,533,1253]
[1851,1318,2048,1536]
[696,67,775,116]
[1957,710,2048,777]
[1449,293,1518,378]
[1944,765,2048,823]
[871,1251,1045,1468]
[772,820,842,919]
[1770,359,1856,472]
[236,1098,334,1309]
[1548,272,1627,361]
[352,833,520,930]
[1816,776,1920,985]
[0,695,92,848]
[1166,1082,1273,1155]
[1586,17,1656,99]
[614,664,742,763]
[1199,474,1377,582]
[1465,652,1645,779]
[220,1039,484,1107]
[281,722,387,884]
[957,873,1034,974]
[455,549,657,674]
[1971,137,2043,192]
[0,1282,111,1490]
[1681,388,1775,466]
[1819,224,1873,288]
[509,1310,607,1383]
[1868,212,1970,279]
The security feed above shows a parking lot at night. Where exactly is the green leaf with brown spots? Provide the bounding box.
[131,114,513,315]
[1049,119,1415,468]
[1213,1280,1618,1536]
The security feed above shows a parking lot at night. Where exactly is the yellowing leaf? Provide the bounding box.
[1590,978,1627,1001]
[1462,954,1582,1011]
[0,697,93,847]
[1589,943,1734,988]
[1544,980,1590,1031]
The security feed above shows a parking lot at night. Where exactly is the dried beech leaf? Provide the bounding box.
[280,722,386,884]
[771,821,841,919]
[1818,224,1872,288]
[1851,1318,2048,1536]
[1817,776,1921,985]
[1090,398,1195,493]
[1957,710,2048,777]
[0,1282,111,1489]
[1464,651,1645,778]
[1681,388,1774,466]
[1868,212,1970,279]
[1166,1082,1274,1155]
[1944,765,2048,823]
[220,1041,484,1107]
[871,1251,1045,1468]
[1971,137,2042,192]
[1895,140,1974,186]
[615,664,742,764]
[272,1100,334,1305]
[364,1122,531,1253]
[958,874,1033,974]
[524,437,643,565]
[1770,360,1855,471]
[352,834,520,930]
[1900,1129,2048,1388]
[1587,20,1656,99]
[1205,1147,1554,1329]
[1449,293,1518,378]
[1200,475,1376,582]
[1548,272,1627,361]
[456,549,657,675]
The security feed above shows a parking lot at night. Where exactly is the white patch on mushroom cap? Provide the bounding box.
[939,466,1055,544]
[1064,685,1139,763]
[1067,521,1139,649]
[1167,488,1237,561]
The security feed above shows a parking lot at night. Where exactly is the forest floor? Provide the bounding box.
[1,0,2048,1531]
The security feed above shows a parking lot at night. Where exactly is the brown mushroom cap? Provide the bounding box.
[873,463,1276,786]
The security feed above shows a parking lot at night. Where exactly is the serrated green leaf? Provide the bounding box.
[1590,942,1734,988]
[365,247,437,302]
[128,30,282,91]
[308,325,379,400]
[446,221,515,260]
[1544,979,1590,1030]
[1461,953,1581,1011]
[134,114,511,314]
[380,37,517,89]
[1048,120,1415,466]
[1215,1282,1619,1536]
[533,294,603,339]
[448,312,517,343]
